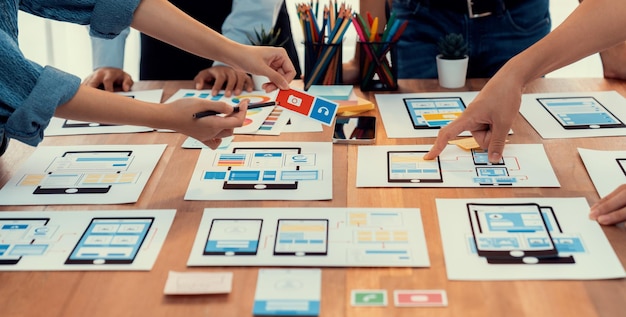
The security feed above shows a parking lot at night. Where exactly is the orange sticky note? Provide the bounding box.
[448,137,481,150]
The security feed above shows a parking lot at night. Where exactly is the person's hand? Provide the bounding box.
[341,58,360,85]
[193,65,253,97]
[589,184,626,225]
[82,67,134,92]
[165,98,248,149]
[230,45,296,92]
[424,75,523,163]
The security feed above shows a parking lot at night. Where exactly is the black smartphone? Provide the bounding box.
[333,116,376,144]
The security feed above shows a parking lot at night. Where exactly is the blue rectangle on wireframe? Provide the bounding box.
[203,171,226,180]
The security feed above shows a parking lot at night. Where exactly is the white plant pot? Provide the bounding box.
[252,74,270,91]
[436,54,469,89]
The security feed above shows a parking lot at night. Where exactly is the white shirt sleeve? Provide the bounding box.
[214,0,282,67]
[90,27,130,70]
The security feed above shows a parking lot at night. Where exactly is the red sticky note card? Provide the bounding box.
[393,290,448,307]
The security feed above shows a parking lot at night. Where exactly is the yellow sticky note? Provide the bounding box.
[337,97,375,115]
[448,137,481,150]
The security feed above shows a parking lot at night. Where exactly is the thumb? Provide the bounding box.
[486,126,508,163]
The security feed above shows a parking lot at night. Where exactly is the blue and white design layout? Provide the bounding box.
[436,198,625,280]
[185,142,332,201]
[357,144,559,188]
[579,148,626,197]
[376,92,478,138]
[521,91,626,138]
[0,210,175,271]
[187,208,430,268]
[0,144,165,205]
[45,90,162,136]
[253,269,321,316]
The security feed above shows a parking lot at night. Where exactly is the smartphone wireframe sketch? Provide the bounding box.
[65,217,153,265]
[387,151,443,183]
[273,219,328,256]
[0,218,50,265]
[467,203,558,260]
[34,150,134,195]
[537,96,625,129]
[204,219,263,256]
[222,147,301,190]
[471,149,505,165]
[403,97,466,129]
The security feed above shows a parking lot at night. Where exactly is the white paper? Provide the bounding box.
[187,208,429,268]
[0,144,165,205]
[579,148,626,197]
[282,113,323,133]
[45,90,162,136]
[253,269,321,316]
[163,271,233,295]
[520,91,626,139]
[0,209,175,271]
[184,142,333,201]
[376,92,478,138]
[181,136,234,149]
[356,144,560,188]
[436,197,625,280]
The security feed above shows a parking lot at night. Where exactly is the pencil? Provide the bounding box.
[192,102,276,119]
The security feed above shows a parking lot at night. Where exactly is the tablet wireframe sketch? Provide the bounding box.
[0,218,50,265]
[65,217,153,265]
[403,97,466,129]
[34,150,134,195]
[537,96,625,129]
[387,151,443,183]
[467,203,558,259]
[204,219,263,256]
[273,219,328,256]
[223,147,301,190]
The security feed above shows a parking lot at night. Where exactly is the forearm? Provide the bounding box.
[55,86,170,129]
[505,0,626,86]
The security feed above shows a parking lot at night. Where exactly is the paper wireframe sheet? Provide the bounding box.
[356,144,560,188]
[0,144,165,205]
[520,91,626,139]
[187,208,429,268]
[436,197,625,280]
[0,209,175,271]
[184,142,333,201]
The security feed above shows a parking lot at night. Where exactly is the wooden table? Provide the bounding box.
[0,78,625,317]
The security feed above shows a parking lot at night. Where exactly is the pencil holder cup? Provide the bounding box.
[358,40,398,91]
[303,41,343,90]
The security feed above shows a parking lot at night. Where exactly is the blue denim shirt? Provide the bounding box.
[0,0,140,155]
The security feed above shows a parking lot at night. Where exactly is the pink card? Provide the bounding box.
[393,289,448,307]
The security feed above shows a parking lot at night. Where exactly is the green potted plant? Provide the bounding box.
[436,33,469,88]
[247,25,288,90]
[247,25,288,47]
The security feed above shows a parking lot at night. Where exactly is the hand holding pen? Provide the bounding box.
[192,100,276,118]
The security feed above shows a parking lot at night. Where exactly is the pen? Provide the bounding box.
[192,101,276,119]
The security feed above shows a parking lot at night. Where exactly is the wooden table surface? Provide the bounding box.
[0,78,625,317]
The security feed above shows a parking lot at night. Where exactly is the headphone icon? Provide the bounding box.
[317,106,330,116]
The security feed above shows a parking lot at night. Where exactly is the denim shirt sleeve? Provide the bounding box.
[19,0,141,39]
[0,0,141,153]
[0,29,80,147]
